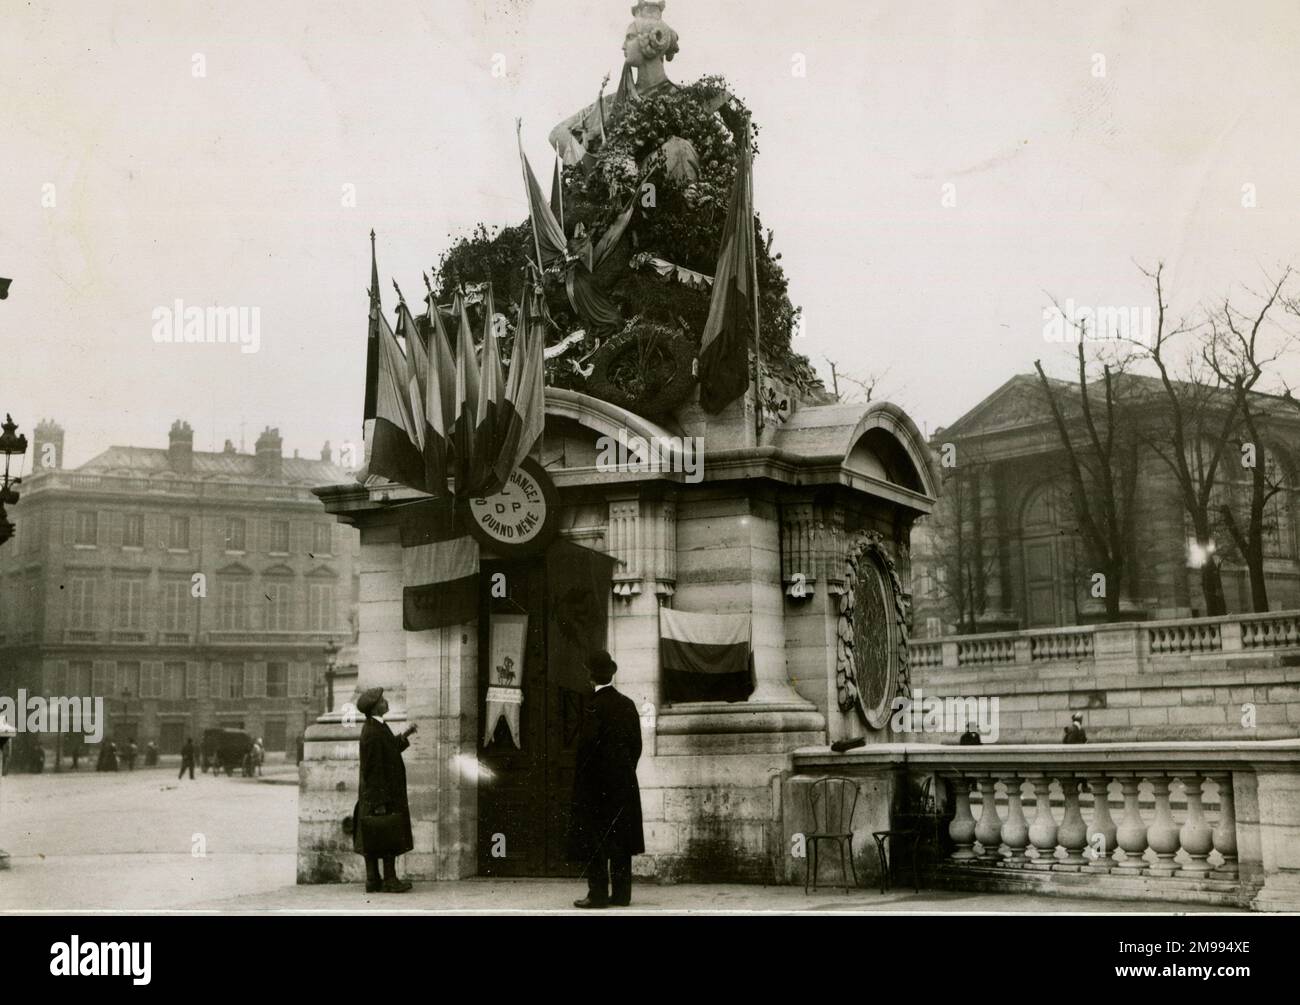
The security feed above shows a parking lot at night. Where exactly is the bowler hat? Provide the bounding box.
[585,650,617,684]
[356,687,385,717]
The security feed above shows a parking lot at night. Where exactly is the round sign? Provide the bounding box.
[467,456,559,557]
[852,555,896,728]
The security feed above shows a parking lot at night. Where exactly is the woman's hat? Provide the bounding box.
[356,687,385,717]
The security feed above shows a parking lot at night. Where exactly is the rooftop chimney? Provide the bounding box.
[255,426,283,480]
[33,419,65,473]
[168,420,194,473]
[321,440,333,464]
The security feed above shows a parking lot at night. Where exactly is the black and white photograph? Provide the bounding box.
[1,0,1297,972]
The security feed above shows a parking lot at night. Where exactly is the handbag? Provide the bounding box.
[359,809,406,853]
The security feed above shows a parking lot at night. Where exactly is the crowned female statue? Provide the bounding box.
[548,1,682,167]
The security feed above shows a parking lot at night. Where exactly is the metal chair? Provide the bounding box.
[871,775,939,894]
[803,776,860,893]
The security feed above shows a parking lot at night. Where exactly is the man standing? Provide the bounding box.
[1063,712,1088,744]
[179,738,196,780]
[353,687,417,894]
[567,650,644,909]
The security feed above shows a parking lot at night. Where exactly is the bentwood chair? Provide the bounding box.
[804,776,861,893]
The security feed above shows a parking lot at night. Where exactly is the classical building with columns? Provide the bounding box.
[298,385,937,884]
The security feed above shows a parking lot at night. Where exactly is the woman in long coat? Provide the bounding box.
[352,687,417,893]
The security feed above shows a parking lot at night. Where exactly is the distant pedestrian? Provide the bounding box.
[124,740,138,771]
[252,738,264,777]
[98,742,119,772]
[1063,712,1087,744]
[145,741,158,767]
[179,738,196,780]
[32,744,46,773]
[959,720,982,746]
[71,746,80,770]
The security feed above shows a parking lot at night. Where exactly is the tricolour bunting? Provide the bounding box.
[368,289,425,492]
[399,498,480,631]
[658,607,755,704]
[491,283,546,490]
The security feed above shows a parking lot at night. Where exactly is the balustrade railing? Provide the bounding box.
[916,610,1300,670]
[792,740,1300,910]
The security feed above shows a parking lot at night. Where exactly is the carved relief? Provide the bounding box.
[835,531,912,728]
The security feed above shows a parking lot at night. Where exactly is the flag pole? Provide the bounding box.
[517,119,546,274]
[747,119,764,441]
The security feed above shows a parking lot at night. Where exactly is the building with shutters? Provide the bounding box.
[0,419,359,767]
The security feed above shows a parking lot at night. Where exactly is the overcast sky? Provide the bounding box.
[3,0,1299,470]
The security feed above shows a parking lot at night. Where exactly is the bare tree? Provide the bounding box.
[823,358,893,404]
[1034,331,1142,622]
[1204,269,1296,612]
[1127,262,1235,616]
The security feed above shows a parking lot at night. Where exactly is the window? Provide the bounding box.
[223,662,243,699]
[243,663,267,698]
[208,663,224,699]
[308,583,334,631]
[266,662,288,698]
[313,524,332,554]
[220,580,249,630]
[114,578,145,630]
[68,661,93,695]
[75,510,98,546]
[164,662,186,700]
[140,663,163,699]
[263,719,287,751]
[270,520,290,554]
[92,662,112,696]
[68,578,97,630]
[123,513,144,548]
[226,517,246,552]
[264,581,292,631]
[290,664,313,698]
[185,663,202,699]
[168,515,190,550]
[116,661,141,698]
[44,664,65,696]
[161,580,190,632]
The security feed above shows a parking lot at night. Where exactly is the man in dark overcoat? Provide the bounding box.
[567,650,645,908]
[353,687,417,893]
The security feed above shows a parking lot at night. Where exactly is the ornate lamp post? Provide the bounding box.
[323,639,340,715]
[0,414,27,547]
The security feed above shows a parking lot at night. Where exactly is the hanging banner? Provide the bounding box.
[483,612,528,748]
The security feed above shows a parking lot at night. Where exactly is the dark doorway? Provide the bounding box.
[476,541,616,877]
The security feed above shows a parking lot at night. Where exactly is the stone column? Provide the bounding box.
[1056,777,1088,871]
[1000,774,1030,867]
[974,776,1003,863]
[1083,772,1118,872]
[1210,772,1238,878]
[1026,773,1058,870]
[1178,773,1213,878]
[1147,774,1181,877]
[1114,774,1149,871]
[947,776,977,861]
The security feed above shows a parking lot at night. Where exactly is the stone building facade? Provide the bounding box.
[298,386,936,885]
[911,374,1300,639]
[0,420,360,765]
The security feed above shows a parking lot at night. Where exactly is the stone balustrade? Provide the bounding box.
[791,740,1300,911]
[910,610,1300,672]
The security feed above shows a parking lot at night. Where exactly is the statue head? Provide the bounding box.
[624,1,678,67]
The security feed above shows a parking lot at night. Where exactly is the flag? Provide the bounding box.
[399,499,479,630]
[518,124,568,269]
[471,283,505,494]
[492,283,547,488]
[395,292,426,455]
[550,157,565,232]
[368,301,426,491]
[697,121,757,414]
[421,285,457,497]
[362,231,381,461]
[452,291,481,496]
[659,607,754,703]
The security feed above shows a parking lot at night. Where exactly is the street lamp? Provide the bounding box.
[0,414,27,547]
[323,639,340,715]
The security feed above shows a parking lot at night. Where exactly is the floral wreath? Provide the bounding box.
[835,531,912,727]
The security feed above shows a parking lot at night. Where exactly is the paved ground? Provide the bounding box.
[0,767,1241,913]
